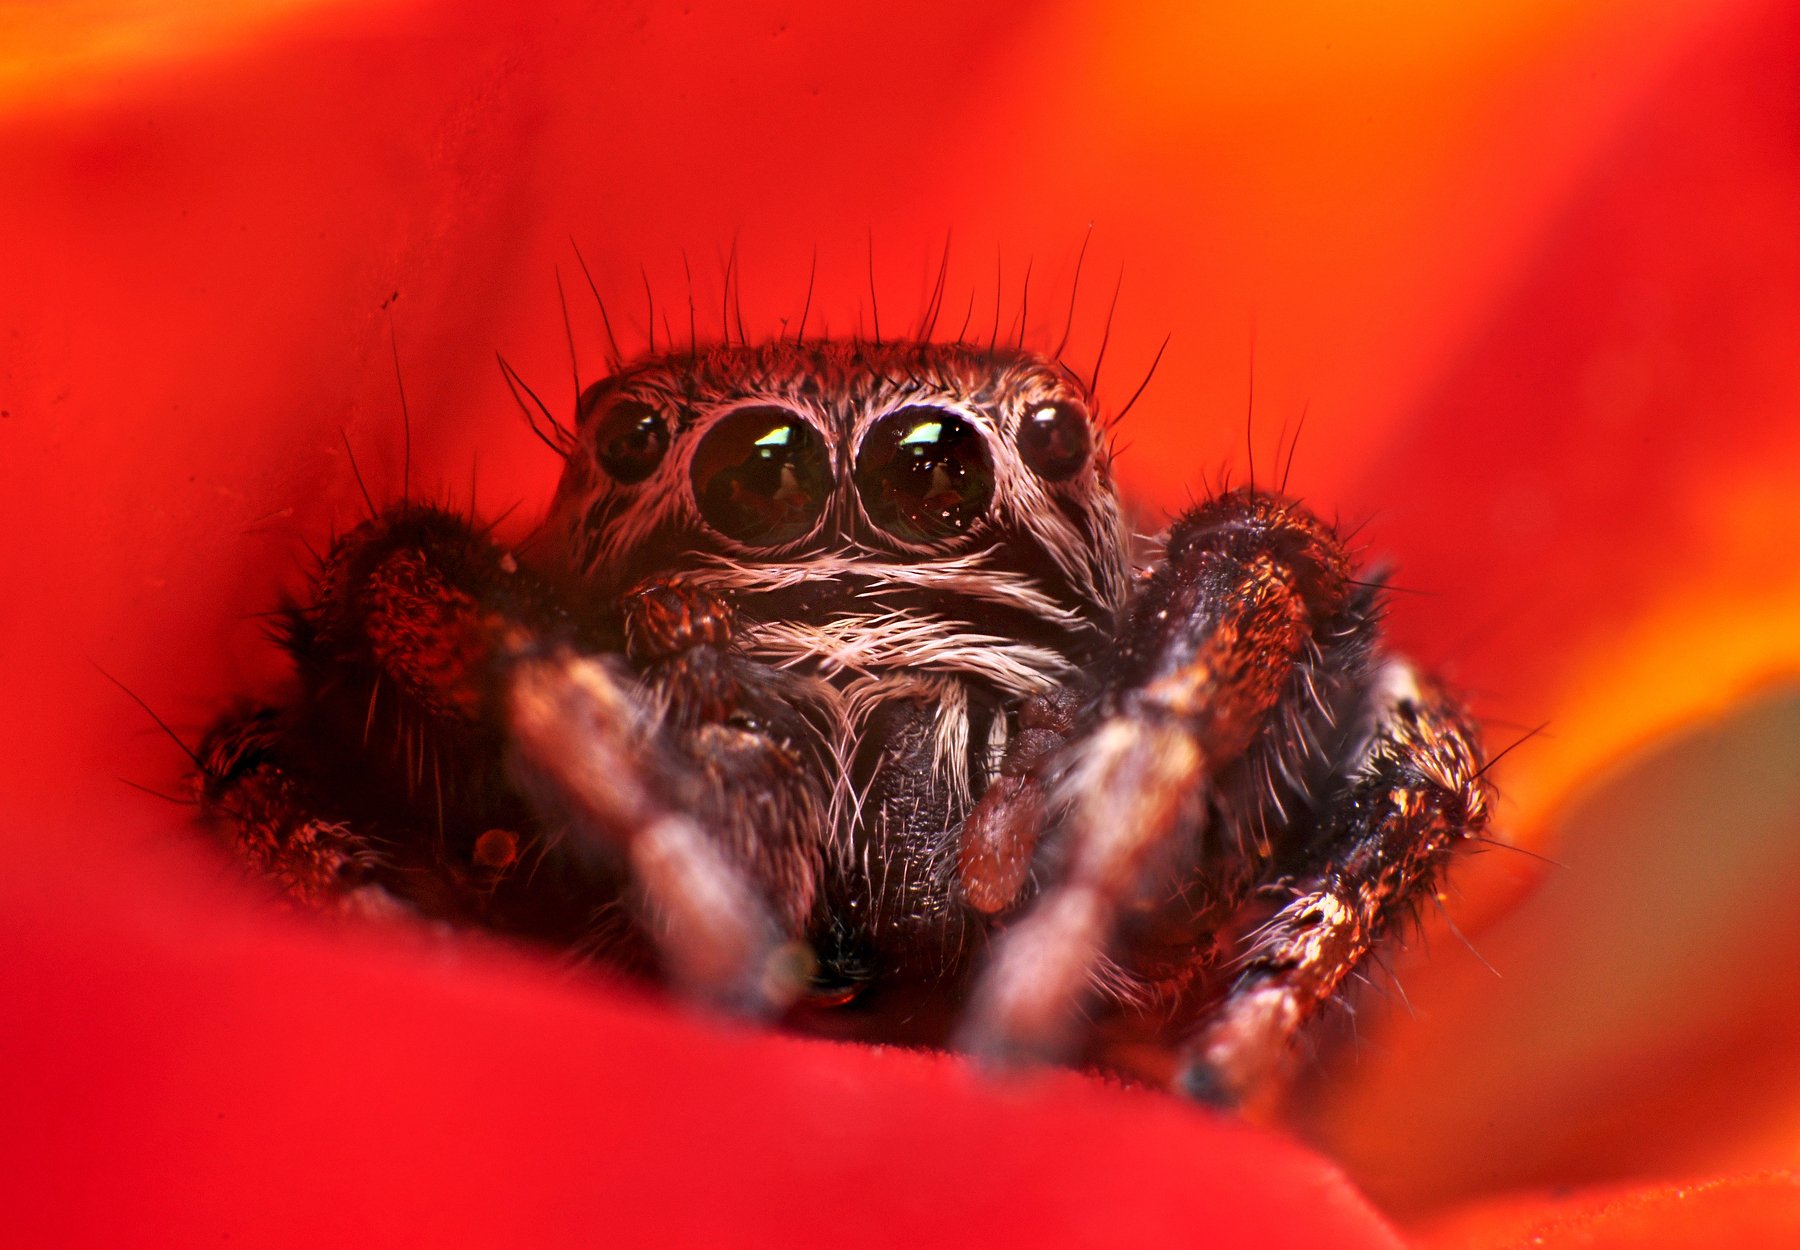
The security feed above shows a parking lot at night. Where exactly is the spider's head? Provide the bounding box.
[544,341,1130,651]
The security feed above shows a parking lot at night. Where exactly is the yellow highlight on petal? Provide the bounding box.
[1517,597,1800,849]
[0,0,381,115]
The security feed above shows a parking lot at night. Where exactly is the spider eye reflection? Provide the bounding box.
[592,398,671,484]
[855,407,994,542]
[1018,399,1092,481]
[690,406,832,545]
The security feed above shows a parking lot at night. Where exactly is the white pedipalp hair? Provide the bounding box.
[810,670,978,868]
[683,549,1094,634]
[742,614,1074,700]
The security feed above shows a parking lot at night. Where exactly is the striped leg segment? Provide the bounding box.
[1179,662,1492,1106]
[195,707,404,917]
[198,503,825,1013]
[961,492,1365,1062]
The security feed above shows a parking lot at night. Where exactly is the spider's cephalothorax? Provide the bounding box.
[197,338,1492,1104]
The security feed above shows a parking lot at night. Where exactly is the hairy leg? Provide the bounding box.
[506,591,831,1009]
[1178,660,1492,1106]
[199,502,825,1011]
[196,706,407,917]
[960,489,1370,1062]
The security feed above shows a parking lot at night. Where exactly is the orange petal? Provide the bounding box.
[1421,1174,1800,1250]
[1306,685,1800,1210]
[1336,0,1800,851]
[1304,0,1800,1212]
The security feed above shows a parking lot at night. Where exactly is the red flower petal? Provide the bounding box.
[0,810,1401,1248]
[4,1,1796,1245]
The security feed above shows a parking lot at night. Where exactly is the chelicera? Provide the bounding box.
[196,336,1492,1104]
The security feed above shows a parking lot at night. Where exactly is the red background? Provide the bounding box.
[4,2,1800,1245]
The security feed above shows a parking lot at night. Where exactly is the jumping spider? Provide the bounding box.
[196,337,1491,1105]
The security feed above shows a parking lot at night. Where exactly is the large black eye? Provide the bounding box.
[690,406,831,545]
[1018,399,1092,481]
[855,406,994,542]
[593,398,669,484]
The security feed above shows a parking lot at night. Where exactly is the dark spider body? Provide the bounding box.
[198,338,1492,1103]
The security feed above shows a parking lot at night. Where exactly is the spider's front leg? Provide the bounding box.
[959,488,1374,1064]
[1178,662,1491,1107]
[198,502,825,1013]
[507,578,832,1006]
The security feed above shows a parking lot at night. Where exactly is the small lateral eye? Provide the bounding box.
[855,406,994,543]
[690,405,832,545]
[1018,399,1092,481]
[593,398,670,484]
